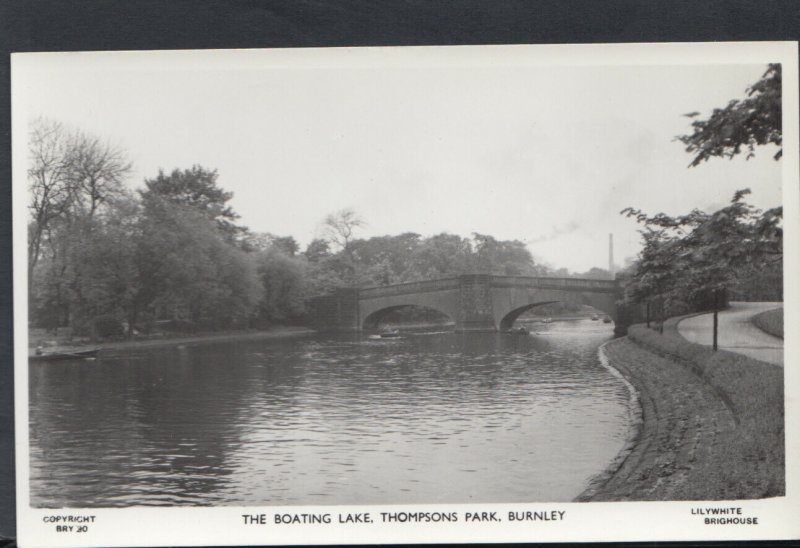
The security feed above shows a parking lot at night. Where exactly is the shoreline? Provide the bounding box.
[577,319,784,501]
[30,326,317,357]
[576,340,644,501]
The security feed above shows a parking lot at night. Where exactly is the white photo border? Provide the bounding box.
[12,41,800,546]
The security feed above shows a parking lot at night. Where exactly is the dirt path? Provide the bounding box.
[678,302,783,366]
[579,337,737,501]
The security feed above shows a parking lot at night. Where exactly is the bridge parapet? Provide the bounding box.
[489,275,617,292]
[359,277,460,299]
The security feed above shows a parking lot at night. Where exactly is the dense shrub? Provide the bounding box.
[136,312,156,334]
[93,314,125,339]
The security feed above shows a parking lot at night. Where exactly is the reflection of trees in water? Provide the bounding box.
[29,340,301,507]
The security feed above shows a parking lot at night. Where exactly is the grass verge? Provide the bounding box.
[625,318,784,498]
[751,307,784,339]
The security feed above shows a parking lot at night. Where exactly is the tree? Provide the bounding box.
[28,119,134,333]
[405,233,473,280]
[348,232,422,285]
[322,208,364,285]
[142,166,243,240]
[677,64,782,167]
[472,233,542,276]
[304,238,331,263]
[65,130,132,218]
[28,119,73,280]
[131,194,261,333]
[622,190,782,340]
[255,249,307,324]
[323,208,364,251]
[269,235,300,257]
[624,63,784,340]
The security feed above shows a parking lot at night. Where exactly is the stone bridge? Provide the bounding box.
[308,274,634,334]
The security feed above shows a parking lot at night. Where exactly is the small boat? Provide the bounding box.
[379,329,401,339]
[602,316,612,324]
[591,314,599,321]
[29,348,100,362]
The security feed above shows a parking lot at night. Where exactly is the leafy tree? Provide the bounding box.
[472,233,542,276]
[131,194,261,333]
[405,233,473,280]
[304,238,331,263]
[142,166,243,240]
[624,63,784,339]
[677,64,782,166]
[304,255,349,295]
[256,248,307,323]
[622,190,783,335]
[349,232,422,285]
[269,235,300,257]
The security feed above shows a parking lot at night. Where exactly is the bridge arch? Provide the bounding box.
[362,304,455,330]
[498,301,558,330]
[493,288,617,331]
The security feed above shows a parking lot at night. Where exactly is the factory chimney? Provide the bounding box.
[608,233,615,276]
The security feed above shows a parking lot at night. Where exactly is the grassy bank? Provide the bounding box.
[581,317,784,501]
[752,307,784,339]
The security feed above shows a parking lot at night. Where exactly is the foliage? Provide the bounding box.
[621,190,782,310]
[624,63,784,315]
[132,195,262,331]
[142,166,243,241]
[255,248,307,324]
[472,233,544,276]
[93,314,125,339]
[677,64,782,166]
[27,121,267,337]
[304,238,331,263]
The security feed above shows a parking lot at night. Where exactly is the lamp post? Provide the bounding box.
[712,288,720,351]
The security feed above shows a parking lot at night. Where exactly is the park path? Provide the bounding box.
[677,302,783,366]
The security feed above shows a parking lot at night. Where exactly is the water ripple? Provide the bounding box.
[29,320,630,507]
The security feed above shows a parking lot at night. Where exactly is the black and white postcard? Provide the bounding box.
[11,41,800,545]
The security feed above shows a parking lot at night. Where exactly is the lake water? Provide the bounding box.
[29,320,632,507]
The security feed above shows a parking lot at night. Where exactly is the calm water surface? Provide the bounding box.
[29,320,632,507]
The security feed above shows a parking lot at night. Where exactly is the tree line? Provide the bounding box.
[28,118,611,339]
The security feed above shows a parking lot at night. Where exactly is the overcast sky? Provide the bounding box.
[13,46,783,272]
